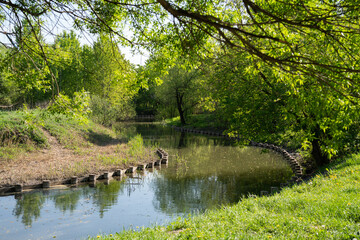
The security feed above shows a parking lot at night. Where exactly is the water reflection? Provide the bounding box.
[0,122,293,240]
[90,180,126,218]
[152,145,291,215]
[52,189,82,213]
[13,192,45,227]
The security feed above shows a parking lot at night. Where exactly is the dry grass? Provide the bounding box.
[0,128,157,187]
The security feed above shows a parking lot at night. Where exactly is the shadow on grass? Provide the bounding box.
[86,130,121,146]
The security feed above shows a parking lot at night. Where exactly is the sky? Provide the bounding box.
[0,10,149,66]
[119,46,148,65]
[73,30,149,66]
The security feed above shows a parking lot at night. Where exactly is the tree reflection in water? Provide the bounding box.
[12,178,129,227]
[152,143,292,215]
[13,192,45,227]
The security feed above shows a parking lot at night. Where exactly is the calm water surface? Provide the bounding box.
[0,122,293,240]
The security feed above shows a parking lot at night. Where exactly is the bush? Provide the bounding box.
[89,95,136,126]
[47,90,91,124]
[89,95,116,126]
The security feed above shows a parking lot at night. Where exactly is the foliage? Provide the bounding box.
[0,21,53,106]
[0,30,138,125]
[82,35,138,104]
[1,0,355,97]
[141,54,204,124]
[52,30,84,96]
[47,90,91,124]
[197,49,360,166]
[90,95,136,126]
[132,79,158,116]
[89,95,117,126]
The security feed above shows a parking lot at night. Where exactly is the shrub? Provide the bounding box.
[89,95,136,126]
[47,90,91,124]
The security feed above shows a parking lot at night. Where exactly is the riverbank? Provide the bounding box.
[0,110,158,188]
[94,153,360,239]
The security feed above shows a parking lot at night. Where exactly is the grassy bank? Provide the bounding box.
[0,109,157,186]
[93,154,360,239]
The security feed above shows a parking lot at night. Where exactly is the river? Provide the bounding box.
[0,122,293,240]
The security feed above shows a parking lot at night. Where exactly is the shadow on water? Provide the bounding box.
[0,122,293,240]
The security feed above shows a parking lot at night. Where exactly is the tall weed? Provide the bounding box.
[128,134,145,158]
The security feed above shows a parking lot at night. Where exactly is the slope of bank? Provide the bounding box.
[95,154,360,239]
[0,110,157,187]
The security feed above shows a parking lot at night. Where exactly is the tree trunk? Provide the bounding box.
[176,90,186,125]
[311,138,329,166]
[311,125,330,166]
[178,131,186,148]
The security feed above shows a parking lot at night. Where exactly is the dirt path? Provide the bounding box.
[0,129,156,187]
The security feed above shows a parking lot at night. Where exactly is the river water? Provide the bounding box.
[0,122,293,240]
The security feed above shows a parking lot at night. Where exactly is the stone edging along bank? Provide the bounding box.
[0,148,169,195]
[170,125,303,180]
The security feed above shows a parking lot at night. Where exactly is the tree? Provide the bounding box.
[52,30,84,96]
[2,1,359,100]
[143,53,202,124]
[82,34,138,124]
[158,64,201,124]
[2,1,359,87]
[1,20,53,106]
[200,49,360,166]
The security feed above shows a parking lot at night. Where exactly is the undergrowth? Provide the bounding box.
[0,108,118,160]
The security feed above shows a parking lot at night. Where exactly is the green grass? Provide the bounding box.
[0,109,120,150]
[0,110,48,160]
[92,154,360,240]
[96,155,128,166]
[0,110,47,146]
[96,135,149,166]
[0,109,121,160]
[42,113,93,149]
